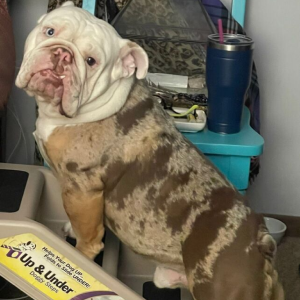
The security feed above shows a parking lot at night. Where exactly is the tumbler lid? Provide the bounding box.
[208,34,254,51]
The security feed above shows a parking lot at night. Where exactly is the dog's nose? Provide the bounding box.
[52,47,73,64]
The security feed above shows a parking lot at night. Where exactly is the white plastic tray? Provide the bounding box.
[166,107,207,133]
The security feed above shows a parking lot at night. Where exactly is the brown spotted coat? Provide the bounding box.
[43,81,284,300]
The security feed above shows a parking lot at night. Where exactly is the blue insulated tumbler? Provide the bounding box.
[206,34,254,134]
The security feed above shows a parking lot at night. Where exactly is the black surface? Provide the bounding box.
[143,281,181,300]
[0,169,29,213]
[0,276,32,300]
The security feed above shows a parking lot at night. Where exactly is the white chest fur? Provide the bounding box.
[33,117,59,166]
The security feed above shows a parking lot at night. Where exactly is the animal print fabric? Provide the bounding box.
[47,0,82,12]
[133,39,207,76]
[113,0,211,76]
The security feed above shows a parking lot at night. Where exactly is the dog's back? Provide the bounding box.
[101,82,285,300]
[100,81,284,300]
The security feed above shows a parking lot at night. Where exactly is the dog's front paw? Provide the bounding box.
[62,221,77,239]
[77,241,105,260]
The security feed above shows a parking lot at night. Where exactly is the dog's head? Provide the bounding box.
[19,241,36,251]
[16,1,148,120]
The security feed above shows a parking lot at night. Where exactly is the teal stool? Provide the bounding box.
[183,107,264,193]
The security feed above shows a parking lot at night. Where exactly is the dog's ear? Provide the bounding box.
[61,1,75,8]
[118,41,149,80]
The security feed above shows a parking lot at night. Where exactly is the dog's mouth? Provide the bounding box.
[22,45,81,118]
[29,68,73,117]
[45,69,66,81]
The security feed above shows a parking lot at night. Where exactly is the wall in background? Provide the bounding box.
[244,0,300,216]
[6,0,48,164]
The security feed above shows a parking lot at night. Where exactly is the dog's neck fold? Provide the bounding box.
[35,76,135,142]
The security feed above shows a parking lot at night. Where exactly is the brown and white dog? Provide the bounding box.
[16,2,284,299]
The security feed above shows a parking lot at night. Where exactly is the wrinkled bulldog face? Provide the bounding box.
[16,1,148,118]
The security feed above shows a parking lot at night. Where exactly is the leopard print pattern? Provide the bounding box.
[47,0,82,12]
[118,0,188,27]
[134,39,206,76]
[115,0,208,76]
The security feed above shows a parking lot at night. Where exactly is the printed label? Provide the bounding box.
[0,233,124,300]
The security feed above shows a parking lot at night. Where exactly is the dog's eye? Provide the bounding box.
[46,28,55,37]
[87,57,96,66]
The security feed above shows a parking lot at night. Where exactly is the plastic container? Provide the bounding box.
[264,217,287,245]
